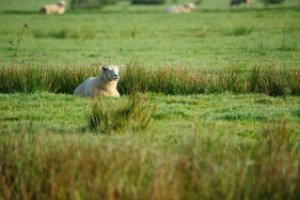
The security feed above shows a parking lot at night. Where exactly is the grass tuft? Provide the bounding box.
[226,27,253,36]
[89,93,155,134]
[33,29,97,40]
[33,30,68,39]
[277,38,299,52]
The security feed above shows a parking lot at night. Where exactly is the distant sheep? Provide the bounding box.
[40,0,66,15]
[230,0,253,6]
[74,65,120,97]
[164,2,196,13]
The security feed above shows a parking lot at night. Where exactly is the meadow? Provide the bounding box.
[1,0,300,199]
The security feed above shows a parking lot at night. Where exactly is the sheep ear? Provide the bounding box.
[101,66,107,71]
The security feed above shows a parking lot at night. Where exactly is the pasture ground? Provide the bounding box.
[0,0,300,199]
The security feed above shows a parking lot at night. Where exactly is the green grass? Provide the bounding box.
[3,92,299,133]
[1,0,300,199]
[1,92,300,199]
[1,0,300,68]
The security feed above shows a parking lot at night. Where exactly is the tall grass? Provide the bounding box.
[0,63,300,96]
[0,64,97,93]
[89,94,155,134]
[0,122,299,200]
[109,63,300,96]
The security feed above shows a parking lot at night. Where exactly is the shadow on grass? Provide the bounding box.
[2,10,40,15]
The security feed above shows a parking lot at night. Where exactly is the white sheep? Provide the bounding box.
[74,65,120,98]
[164,2,196,14]
[40,0,66,15]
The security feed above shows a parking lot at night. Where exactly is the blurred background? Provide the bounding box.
[1,0,299,12]
[0,0,299,68]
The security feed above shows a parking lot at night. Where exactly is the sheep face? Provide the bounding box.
[184,3,196,10]
[102,65,119,81]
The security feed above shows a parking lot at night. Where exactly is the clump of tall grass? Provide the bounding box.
[0,65,47,93]
[120,63,248,95]
[119,63,300,96]
[89,94,155,134]
[43,66,98,93]
[225,26,253,36]
[0,64,97,93]
[277,38,299,52]
[33,29,97,40]
[33,29,68,39]
[249,66,300,96]
[247,121,300,199]
[1,63,300,96]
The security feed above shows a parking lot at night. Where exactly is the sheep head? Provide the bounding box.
[184,2,196,10]
[101,65,120,81]
[57,0,66,7]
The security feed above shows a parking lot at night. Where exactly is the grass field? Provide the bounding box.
[1,0,300,199]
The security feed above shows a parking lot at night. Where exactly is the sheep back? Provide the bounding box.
[164,3,195,13]
[40,3,65,14]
